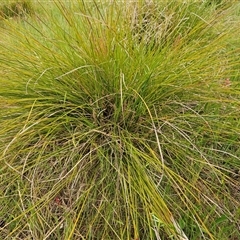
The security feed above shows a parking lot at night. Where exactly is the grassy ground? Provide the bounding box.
[0,1,240,239]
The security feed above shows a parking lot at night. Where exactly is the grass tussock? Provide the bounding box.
[0,0,240,239]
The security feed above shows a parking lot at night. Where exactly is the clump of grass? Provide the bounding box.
[0,0,240,239]
[0,0,33,20]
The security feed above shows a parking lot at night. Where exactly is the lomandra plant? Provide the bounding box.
[0,0,240,239]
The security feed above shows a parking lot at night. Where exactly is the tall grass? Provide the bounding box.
[0,1,240,239]
[0,0,33,20]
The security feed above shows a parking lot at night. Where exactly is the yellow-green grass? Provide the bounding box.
[0,1,240,239]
